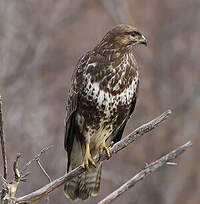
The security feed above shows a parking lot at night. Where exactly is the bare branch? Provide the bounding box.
[10,154,22,198]
[98,141,192,204]
[15,110,172,203]
[0,96,8,203]
[1,146,53,203]
[36,160,51,183]
[1,154,22,204]
[35,160,51,204]
[106,109,172,157]
[13,153,22,183]
[0,96,7,179]
[20,145,53,174]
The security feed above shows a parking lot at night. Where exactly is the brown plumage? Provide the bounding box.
[64,24,147,201]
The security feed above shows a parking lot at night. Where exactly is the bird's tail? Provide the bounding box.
[64,163,102,201]
[64,137,102,201]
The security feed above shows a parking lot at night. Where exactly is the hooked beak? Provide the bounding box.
[137,35,147,46]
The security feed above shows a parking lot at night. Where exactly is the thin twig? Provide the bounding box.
[0,96,7,179]
[98,141,192,204]
[166,162,177,166]
[36,160,51,183]
[35,160,51,204]
[15,110,172,203]
[21,145,53,174]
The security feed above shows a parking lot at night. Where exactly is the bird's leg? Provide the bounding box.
[99,140,112,159]
[81,142,96,171]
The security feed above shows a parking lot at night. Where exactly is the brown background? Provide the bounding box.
[0,0,199,203]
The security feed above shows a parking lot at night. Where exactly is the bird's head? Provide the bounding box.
[97,24,147,53]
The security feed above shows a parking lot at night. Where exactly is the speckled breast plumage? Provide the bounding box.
[76,53,139,151]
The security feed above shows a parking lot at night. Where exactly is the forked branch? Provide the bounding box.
[21,145,53,174]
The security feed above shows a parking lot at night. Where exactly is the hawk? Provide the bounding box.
[64,24,147,201]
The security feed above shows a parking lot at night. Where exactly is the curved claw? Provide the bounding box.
[99,140,111,159]
[81,142,96,172]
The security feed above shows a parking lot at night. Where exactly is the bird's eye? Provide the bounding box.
[125,31,141,38]
[131,31,140,37]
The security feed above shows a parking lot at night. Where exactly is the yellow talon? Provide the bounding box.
[99,140,111,158]
[107,141,114,148]
[81,142,96,172]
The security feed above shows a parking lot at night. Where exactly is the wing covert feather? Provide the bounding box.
[64,54,89,151]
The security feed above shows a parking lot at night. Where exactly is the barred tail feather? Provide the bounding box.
[64,163,102,201]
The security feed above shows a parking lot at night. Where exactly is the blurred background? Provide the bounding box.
[0,0,199,203]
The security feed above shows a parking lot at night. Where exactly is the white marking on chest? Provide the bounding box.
[84,71,138,108]
[116,72,138,105]
[84,53,138,110]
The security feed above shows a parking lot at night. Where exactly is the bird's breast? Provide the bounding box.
[78,69,138,134]
[83,70,138,109]
[77,56,139,148]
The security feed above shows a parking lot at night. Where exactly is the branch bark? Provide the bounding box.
[98,141,192,204]
[15,110,172,203]
[0,96,7,179]
[0,96,9,203]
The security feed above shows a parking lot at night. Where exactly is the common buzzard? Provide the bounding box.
[64,24,147,201]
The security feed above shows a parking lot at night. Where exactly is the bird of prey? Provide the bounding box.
[64,24,147,201]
